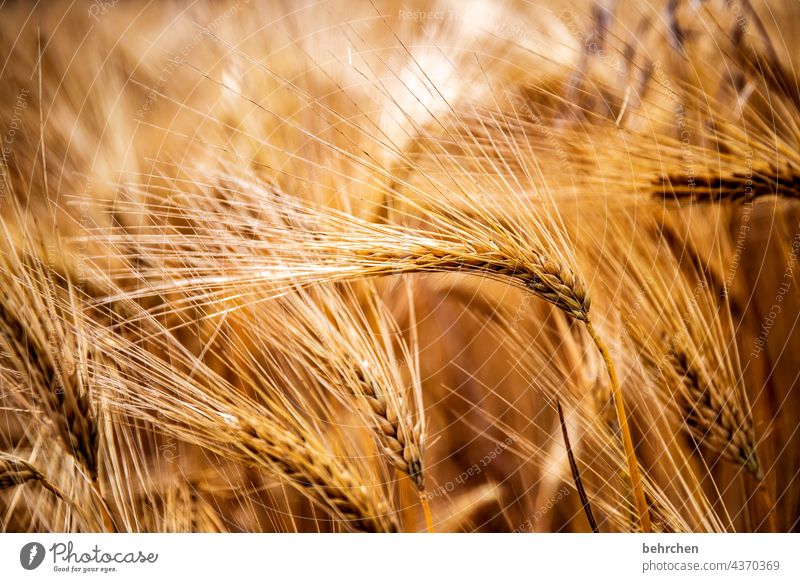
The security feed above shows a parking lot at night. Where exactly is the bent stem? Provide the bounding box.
[32,472,99,530]
[38,477,65,501]
[585,320,651,532]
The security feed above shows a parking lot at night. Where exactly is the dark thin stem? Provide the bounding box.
[556,397,599,533]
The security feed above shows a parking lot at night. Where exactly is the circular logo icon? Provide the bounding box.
[20,542,46,570]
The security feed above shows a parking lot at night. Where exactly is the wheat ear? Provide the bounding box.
[263,286,428,493]
[100,181,649,530]
[347,246,591,321]
[229,413,399,532]
[225,283,428,507]
[666,344,762,479]
[314,244,649,530]
[0,233,115,532]
[0,451,64,499]
[656,166,800,203]
[97,317,400,533]
[0,299,100,480]
[352,366,424,491]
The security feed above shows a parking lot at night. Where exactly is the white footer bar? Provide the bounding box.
[1,533,797,581]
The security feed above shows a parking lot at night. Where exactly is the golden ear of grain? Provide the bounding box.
[0,452,63,499]
[213,413,400,533]
[667,345,762,480]
[655,166,800,203]
[239,283,428,496]
[0,260,100,482]
[349,246,590,322]
[354,366,424,491]
[108,181,648,529]
[95,308,400,533]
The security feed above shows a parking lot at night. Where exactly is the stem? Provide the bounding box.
[754,478,777,532]
[419,493,434,533]
[39,477,65,501]
[34,477,101,529]
[759,486,777,532]
[89,479,118,533]
[586,320,651,532]
[556,398,599,532]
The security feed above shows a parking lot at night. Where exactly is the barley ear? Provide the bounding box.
[0,451,64,500]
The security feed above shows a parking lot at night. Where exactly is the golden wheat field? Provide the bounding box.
[0,0,799,534]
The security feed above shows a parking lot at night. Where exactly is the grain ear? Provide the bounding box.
[0,451,64,500]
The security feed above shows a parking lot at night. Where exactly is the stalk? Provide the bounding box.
[586,321,651,532]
